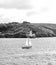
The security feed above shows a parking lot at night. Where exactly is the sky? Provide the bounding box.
[0,0,56,23]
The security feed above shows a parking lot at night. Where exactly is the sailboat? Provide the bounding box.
[22,30,33,49]
[22,38,32,49]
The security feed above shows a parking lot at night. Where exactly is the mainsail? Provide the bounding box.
[25,38,32,47]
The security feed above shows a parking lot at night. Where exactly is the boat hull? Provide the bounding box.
[22,46,32,49]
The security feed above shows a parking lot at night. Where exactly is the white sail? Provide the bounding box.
[25,38,29,46]
[25,38,32,46]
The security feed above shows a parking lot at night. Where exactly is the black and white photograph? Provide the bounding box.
[0,0,56,65]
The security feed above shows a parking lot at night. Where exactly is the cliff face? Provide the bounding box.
[0,21,56,38]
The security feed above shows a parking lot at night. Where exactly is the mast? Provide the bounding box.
[22,30,32,49]
[25,30,32,47]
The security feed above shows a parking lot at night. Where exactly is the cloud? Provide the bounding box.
[26,11,39,17]
[40,7,48,12]
[0,0,56,24]
[0,0,32,9]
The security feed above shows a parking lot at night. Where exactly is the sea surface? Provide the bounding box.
[0,38,56,65]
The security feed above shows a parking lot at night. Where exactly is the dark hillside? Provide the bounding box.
[0,21,56,38]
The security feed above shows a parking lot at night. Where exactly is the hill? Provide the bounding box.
[0,21,56,38]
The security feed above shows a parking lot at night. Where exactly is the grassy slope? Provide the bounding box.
[33,23,56,36]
